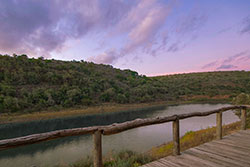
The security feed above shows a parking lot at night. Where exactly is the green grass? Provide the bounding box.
[54,151,153,167]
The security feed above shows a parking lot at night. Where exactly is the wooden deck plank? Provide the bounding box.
[195,145,250,166]
[237,130,250,136]
[215,140,250,150]
[150,161,167,167]
[228,134,250,141]
[222,137,250,147]
[184,150,226,167]
[197,144,250,166]
[157,158,181,167]
[210,140,250,151]
[205,140,250,156]
[141,130,250,167]
[211,140,250,154]
[180,153,217,167]
[152,161,172,167]
[224,131,250,140]
[143,157,182,167]
[164,155,210,167]
[187,148,233,166]
[161,156,192,167]
[230,131,250,137]
[226,134,250,142]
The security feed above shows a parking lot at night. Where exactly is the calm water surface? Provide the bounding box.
[0,104,239,167]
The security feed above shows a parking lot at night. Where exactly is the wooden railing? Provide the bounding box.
[0,105,249,167]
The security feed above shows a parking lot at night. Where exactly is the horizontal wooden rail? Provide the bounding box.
[0,126,99,150]
[0,105,249,167]
[101,106,246,135]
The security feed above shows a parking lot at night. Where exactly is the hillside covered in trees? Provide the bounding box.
[0,54,250,113]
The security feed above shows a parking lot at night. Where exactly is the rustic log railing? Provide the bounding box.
[0,105,249,167]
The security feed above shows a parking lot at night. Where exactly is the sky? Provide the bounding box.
[0,0,250,76]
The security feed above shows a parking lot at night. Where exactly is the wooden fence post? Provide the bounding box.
[216,112,222,140]
[241,108,247,130]
[173,117,180,155]
[93,130,103,167]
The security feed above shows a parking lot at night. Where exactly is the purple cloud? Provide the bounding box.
[241,15,250,34]
[164,11,207,54]
[0,0,208,65]
[222,51,247,63]
[217,27,232,34]
[123,1,171,54]
[202,61,217,69]
[87,50,118,64]
[237,55,250,61]
[216,64,237,70]
[175,12,207,35]
[0,0,132,57]
[89,0,173,64]
[90,1,208,64]
[167,42,180,52]
[0,0,59,55]
[202,51,249,71]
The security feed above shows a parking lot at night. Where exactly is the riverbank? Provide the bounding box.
[59,118,249,167]
[0,98,229,124]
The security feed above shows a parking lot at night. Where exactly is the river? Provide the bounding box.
[0,104,239,167]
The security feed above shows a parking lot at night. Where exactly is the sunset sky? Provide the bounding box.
[0,0,250,76]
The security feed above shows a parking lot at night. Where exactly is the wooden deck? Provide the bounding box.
[141,129,250,167]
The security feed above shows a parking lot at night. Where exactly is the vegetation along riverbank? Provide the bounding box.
[1,54,250,123]
[0,99,228,124]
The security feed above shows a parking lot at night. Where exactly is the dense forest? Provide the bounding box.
[0,54,250,113]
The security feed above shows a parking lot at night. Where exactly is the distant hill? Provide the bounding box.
[0,54,250,113]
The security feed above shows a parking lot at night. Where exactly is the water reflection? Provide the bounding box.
[0,104,239,167]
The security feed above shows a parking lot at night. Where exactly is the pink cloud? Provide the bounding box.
[202,51,250,71]
[89,0,172,64]
[87,49,118,64]
[123,1,171,54]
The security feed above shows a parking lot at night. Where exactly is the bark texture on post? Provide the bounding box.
[93,130,103,167]
[216,112,222,140]
[241,108,247,130]
[173,117,180,155]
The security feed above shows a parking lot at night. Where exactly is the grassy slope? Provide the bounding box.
[1,54,250,114]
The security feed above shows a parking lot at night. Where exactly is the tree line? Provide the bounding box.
[0,54,250,113]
